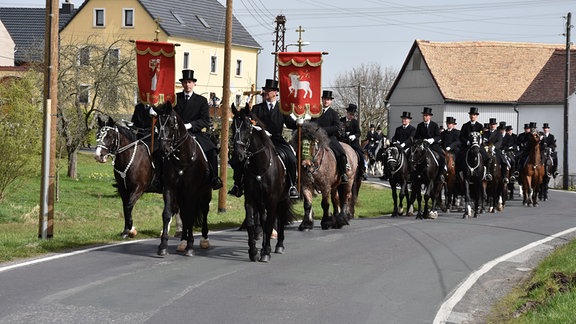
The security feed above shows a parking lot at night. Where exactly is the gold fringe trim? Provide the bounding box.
[135,47,175,57]
[278,57,322,67]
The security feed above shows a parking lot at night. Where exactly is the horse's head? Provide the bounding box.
[469,131,482,150]
[94,116,118,163]
[155,101,186,157]
[385,145,401,169]
[529,130,541,145]
[231,103,260,162]
[410,139,428,168]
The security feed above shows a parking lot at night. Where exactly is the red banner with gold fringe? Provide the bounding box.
[277,52,322,118]
[135,41,175,106]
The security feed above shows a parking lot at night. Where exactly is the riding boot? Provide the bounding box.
[228,160,244,197]
[287,163,299,199]
[483,159,492,181]
[502,164,509,184]
[208,150,222,190]
[438,156,446,182]
[338,155,349,183]
[148,153,163,193]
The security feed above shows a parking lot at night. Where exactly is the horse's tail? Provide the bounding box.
[351,161,363,204]
[279,198,297,225]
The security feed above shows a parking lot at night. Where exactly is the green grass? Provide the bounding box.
[487,239,576,323]
[0,151,393,263]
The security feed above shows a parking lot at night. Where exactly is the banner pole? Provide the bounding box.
[297,121,302,194]
[150,116,157,154]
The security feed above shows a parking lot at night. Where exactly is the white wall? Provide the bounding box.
[0,20,14,66]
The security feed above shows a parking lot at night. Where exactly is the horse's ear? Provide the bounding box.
[107,116,115,126]
[231,103,238,115]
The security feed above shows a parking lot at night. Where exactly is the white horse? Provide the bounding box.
[288,72,312,98]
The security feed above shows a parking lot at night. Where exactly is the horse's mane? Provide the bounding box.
[294,121,331,148]
[115,123,138,141]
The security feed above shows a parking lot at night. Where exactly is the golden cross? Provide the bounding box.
[296,25,305,52]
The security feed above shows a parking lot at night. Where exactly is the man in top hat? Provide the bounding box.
[391,111,416,150]
[541,123,559,178]
[488,121,511,183]
[229,79,300,198]
[458,106,492,180]
[414,107,446,180]
[513,123,532,177]
[173,69,222,190]
[311,90,350,183]
[364,124,380,158]
[483,118,498,143]
[341,103,366,179]
[440,116,460,154]
[502,125,517,182]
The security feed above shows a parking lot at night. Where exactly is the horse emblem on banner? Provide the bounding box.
[278,52,322,118]
[135,41,176,106]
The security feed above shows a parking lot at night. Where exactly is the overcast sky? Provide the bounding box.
[4,0,574,87]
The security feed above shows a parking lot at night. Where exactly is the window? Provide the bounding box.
[123,9,134,28]
[210,55,217,73]
[108,48,119,66]
[196,15,211,29]
[235,59,242,76]
[79,85,90,104]
[235,94,241,107]
[79,47,90,66]
[94,9,105,27]
[183,52,189,69]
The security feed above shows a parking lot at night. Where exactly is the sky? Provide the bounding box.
[3,0,575,87]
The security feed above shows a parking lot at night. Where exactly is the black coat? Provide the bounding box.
[541,133,556,151]
[311,107,345,157]
[459,121,484,148]
[391,124,416,147]
[440,128,461,152]
[131,103,153,130]
[341,117,361,149]
[251,101,297,144]
[174,92,215,152]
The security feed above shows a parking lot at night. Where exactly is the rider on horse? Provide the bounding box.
[457,106,492,181]
[228,79,300,199]
[440,116,461,155]
[311,90,350,183]
[540,123,559,178]
[515,122,538,178]
[341,103,366,180]
[487,121,511,183]
[364,124,381,161]
[413,107,446,181]
[383,111,416,180]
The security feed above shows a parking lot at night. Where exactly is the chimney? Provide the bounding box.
[61,0,74,15]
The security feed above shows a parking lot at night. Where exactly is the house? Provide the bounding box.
[386,40,576,186]
[59,0,261,113]
[0,18,14,66]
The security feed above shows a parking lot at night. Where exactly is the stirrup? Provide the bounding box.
[484,173,492,181]
[228,184,243,197]
[289,186,299,199]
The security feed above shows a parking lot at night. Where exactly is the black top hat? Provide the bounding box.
[422,107,433,115]
[400,111,412,119]
[529,122,537,129]
[445,116,456,124]
[489,118,497,125]
[468,107,479,115]
[262,79,279,91]
[505,125,513,131]
[524,123,530,129]
[179,69,197,82]
[321,90,334,99]
[346,103,358,113]
[483,123,489,129]
[369,124,375,128]
[498,121,506,129]
[543,123,550,129]
[376,125,382,130]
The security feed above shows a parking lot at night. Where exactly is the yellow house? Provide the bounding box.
[60,0,261,113]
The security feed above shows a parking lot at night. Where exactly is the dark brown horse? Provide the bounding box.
[485,145,505,213]
[95,116,157,238]
[231,104,296,262]
[383,144,411,217]
[409,139,443,219]
[441,149,463,212]
[539,145,554,201]
[294,122,360,231]
[520,131,544,207]
[154,102,212,256]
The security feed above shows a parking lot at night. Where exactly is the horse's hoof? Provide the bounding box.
[275,246,285,254]
[259,254,271,263]
[298,222,313,231]
[176,240,187,252]
[120,232,129,239]
[184,248,195,257]
[200,238,210,249]
[248,249,259,262]
[128,228,137,238]
[429,211,438,219]
[157,248,168,256]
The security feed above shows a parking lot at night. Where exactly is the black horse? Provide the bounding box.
[154,102,212,256]
[231,104,296,262]
[383,144,412,217]
[539,145,554,201]
[95,116,157,238]
[409,139,443,219]
[460,132,485,218]
[485,145,505,213]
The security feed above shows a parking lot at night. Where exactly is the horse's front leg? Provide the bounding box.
[391,183,399,217]
[121,201,136,239]
[244,203,259,262]
[298,188,314,231]
[320,191,333,230]
[199,195,210,249]
[158,191,174,256]
[332,186,349,229]
[259,206,273,263]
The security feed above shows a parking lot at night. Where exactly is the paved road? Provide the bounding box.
[1,184,575,324]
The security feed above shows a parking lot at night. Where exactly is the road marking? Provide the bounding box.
[433,226,576,324]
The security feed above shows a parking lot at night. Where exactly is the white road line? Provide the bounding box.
[433,226,576,324]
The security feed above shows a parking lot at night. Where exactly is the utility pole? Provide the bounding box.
[563,12,572,190]
[218,0,232,212]
[39,0,59,239]
[273,15,286,81]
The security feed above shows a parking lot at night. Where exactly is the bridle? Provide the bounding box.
[386,146,405,175]
[233,116,273,177]
[465,132,482,175]
[157,113,196,163]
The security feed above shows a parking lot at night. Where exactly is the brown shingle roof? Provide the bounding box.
[417,40,563,103]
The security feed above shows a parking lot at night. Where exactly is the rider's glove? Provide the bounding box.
[467,140,471,146]
[184,123,192,130]
[296,118,304,125]
[393,141,400,145]
[149,107,157,117]
[446,147,451,151]
[348,135,356,141]
[400,143,405,148]
[425,138,434,144]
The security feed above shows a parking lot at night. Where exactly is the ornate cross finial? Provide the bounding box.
[296,25,305,52]
[154,17,162,42]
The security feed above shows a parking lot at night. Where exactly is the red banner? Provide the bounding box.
[277,52,322,117]
[135,41,175,106]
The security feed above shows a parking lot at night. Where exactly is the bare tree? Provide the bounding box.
[0,70,43,201]
[332,63,397,137]
[57,37,137,178]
